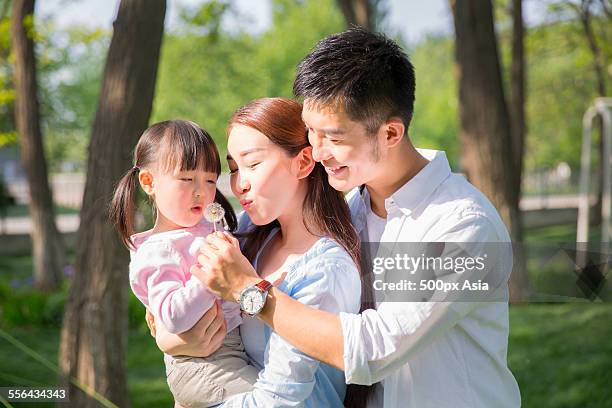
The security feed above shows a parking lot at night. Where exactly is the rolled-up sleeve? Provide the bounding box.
[340,214,512,385]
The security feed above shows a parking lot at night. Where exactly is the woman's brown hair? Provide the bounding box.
[227,98,375,407]
[110,120,237,250]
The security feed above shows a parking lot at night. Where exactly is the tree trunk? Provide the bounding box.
[11,0,65,291]
[508,0,530,302]
[600,0,612,19]
[336,0,374,29]
[58,1,166,406]
[510,0,526,188]
[450,0,530,302]
[578,0,607,226]
[579,0,607,98]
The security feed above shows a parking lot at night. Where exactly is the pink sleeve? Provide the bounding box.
[129,242,216,334]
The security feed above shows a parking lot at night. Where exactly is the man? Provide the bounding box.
[194,28,521,407]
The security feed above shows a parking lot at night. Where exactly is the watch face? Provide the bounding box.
[240,287,266,315]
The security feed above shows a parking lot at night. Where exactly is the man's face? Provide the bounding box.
[302,100,382,192]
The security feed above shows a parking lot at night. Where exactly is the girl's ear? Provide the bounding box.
[138,169,155,196]
[295,146,316,180]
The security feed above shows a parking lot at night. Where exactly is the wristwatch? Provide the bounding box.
[238,279,272,316]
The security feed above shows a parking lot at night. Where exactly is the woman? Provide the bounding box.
[151,98,372,407]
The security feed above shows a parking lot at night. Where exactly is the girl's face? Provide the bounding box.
[227,124,302,225]
[143,165,218,230]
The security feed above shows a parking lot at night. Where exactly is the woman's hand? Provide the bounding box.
[148,301,227,357]
[191,232,260,301]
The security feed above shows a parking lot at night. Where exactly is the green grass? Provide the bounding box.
[508,304,612,408]
[0,252,172,406]
[0,304,610,407]
[0,326,173,407]
[0,254,34,282]
[525,223,602,245]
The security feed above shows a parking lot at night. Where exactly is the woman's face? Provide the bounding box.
[227,124,302,225]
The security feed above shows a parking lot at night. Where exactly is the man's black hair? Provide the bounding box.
[293,27,415,135]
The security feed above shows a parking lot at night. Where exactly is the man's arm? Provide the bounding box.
[261,286,345,370]
[194,225,509,385]
[217,278,470,384]
[146,301,227,357]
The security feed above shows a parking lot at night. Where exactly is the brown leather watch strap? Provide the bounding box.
[255,279,272,292]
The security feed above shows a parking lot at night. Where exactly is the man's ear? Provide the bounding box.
[138,169,155,196]
[383,118,406,148]
[295,146,316,180]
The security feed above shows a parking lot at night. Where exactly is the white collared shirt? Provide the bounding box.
[340,148,521,408]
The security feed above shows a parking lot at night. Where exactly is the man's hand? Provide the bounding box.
[145,309,156,338]
[151,301,227,357]
[191,231,260,301]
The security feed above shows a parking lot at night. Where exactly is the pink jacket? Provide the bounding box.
[129,220,241,334]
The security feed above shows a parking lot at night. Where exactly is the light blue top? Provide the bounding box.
[221,213,362,407]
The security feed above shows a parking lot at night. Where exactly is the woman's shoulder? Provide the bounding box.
[282,237,361,313]
[303,236,355,266]
[287,237,359,286]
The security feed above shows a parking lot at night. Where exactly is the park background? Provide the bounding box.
[0,0,611,407]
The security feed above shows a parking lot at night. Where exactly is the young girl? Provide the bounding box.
[110,120,257,408]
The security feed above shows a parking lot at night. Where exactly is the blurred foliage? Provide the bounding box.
[410,34,460,169]
[0,11,15,147]
[411,3,611,172]
[495,0,612,172]
[38,24,108,172]
[0,6,107,170]
[0,253,67,327]
[0,0,609,176]
[151,0,344,168]
[0,280,67,327]
[0,255,149,331]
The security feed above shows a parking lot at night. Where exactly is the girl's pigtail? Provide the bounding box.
[110,167,140,250]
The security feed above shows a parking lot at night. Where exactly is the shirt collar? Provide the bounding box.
[347,187,367,235]
[364,148,452,217]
